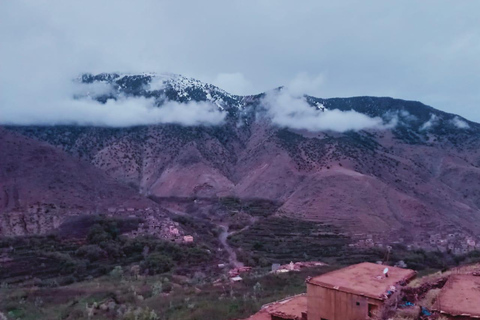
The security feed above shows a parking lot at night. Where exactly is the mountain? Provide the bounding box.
[5,73,480,248]
[0,128,175,238]
[79,72,246,111]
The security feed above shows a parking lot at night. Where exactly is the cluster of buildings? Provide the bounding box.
[228,266,253,282]
[107,208,195,243]
[350,232,480,255]
[271,261,326,274]
[243,262,480,320]
[424,233,480,254]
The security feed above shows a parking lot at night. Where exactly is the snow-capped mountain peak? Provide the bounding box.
[80,72,245,111]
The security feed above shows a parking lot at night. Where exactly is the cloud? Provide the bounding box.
[73,81,114,98]
[1,0,479,125]
[399,110,418,122]
[451,116,470,129]
[261,85,393,132]
[419,114,439,131]
[0,1,224,127]
[1,95,225,127]
[1,79,225,126]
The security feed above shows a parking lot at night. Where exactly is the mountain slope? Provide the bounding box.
[5,73,480,248]
[0,128,174,237]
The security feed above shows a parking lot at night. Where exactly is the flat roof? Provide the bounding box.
[269,294,306,319]
[434,275,480,318]
[245,294,306,320]
[307,262,416,300]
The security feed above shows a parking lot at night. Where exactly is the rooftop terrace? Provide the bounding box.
[434,274,480,318]
[245,294,306,320]
[306,262,416,300]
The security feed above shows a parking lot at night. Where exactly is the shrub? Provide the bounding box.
[41,252,77,274]
[87,217,119,244]
[76,245,106,262]
[122,307,158,320]
[143,253,173,275]
[108,266,123,279]
[101,241,124,259]
[393,306,420,320]
[87,224,111,244]
[419,288,441,309]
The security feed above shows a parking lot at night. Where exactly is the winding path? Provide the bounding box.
[218,225,244,268]
[218,216,258,268]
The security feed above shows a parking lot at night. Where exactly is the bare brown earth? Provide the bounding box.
[0,128,174,237]
[434,274,480,317]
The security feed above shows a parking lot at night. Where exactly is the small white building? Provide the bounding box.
[183,235,194,243]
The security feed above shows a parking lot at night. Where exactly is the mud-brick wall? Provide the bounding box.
[306,283,384,320]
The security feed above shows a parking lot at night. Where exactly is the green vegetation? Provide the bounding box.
[0,265,334,320]
[219,197,281,218]
[229,217,349,266]
[0,216,211,287]
[228,216,480,272]
[3,212,480,320]
[3,210,480,319]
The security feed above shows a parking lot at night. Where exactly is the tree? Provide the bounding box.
[143,253,173,275]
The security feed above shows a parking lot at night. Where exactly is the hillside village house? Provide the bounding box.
[183,235,194,243]
[306,262,416,320]
[245,262,416,320]
[434,274,480,319]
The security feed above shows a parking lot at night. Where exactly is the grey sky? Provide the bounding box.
[1,0,480,123]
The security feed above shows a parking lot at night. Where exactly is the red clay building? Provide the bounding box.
[306,262,416,320]
[244,262,416,320]
[245,294,307,320]
[434,274,480,319]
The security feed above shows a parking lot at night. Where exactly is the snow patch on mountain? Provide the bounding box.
[80,72,245,111]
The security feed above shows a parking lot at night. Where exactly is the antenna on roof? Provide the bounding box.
[383,245,392,264]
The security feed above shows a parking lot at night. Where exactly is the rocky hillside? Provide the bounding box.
[0,128,175,238]
[5,73,480,247]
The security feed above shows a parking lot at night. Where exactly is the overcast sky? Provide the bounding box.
[1,0,480,123]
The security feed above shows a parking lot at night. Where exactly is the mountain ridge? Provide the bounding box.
[78,72,477,129]
[3,73,480,250]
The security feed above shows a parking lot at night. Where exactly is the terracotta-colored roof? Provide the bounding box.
[434,274,480,318]
[306,262,416,300]
[244,294,306,320]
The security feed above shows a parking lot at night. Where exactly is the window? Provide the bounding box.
[356,302,360,306]
[368,304,379,318]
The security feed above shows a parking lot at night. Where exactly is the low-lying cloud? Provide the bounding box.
[419,114,439,131]
[451,116,470,129]
[260,74,394,132]
[0,75,225,127]
[1,81,225,127]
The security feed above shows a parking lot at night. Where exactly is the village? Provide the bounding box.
[150,213,480,320]
[241,262,480,320]
[349,232,480,255]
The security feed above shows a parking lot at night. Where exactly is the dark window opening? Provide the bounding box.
[356,302,360,306]
[368,303,379,317]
